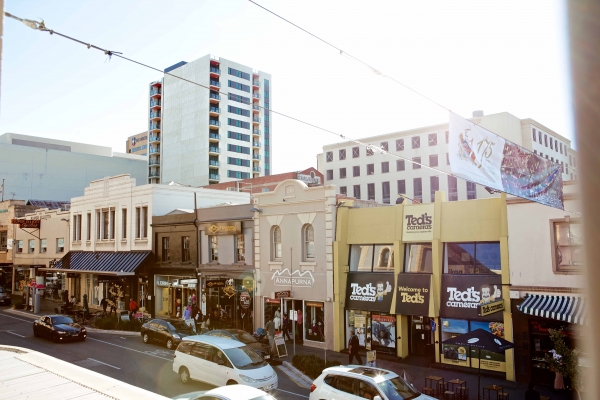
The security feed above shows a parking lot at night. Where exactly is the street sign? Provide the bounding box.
[273,290,292,299]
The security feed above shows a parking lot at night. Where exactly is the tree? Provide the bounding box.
[544,328,582,397]
[106,284,123,309]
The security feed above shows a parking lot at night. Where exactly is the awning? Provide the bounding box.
[38,251,152,276]
[518,294,587,325]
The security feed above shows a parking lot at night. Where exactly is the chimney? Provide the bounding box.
[472,110,484,118]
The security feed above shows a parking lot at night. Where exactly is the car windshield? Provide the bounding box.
[377,376,420,400]
[51,316,74,325]
[232,331,256,344]
[168,321,193,331]
[223,345,267,369]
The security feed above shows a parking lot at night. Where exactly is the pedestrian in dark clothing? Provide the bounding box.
[525,382,541,400]
[100,297,108,316]
[109,297,117,316]
[348,329,363,365]
[212,308,220,330]
[282,314,292,341]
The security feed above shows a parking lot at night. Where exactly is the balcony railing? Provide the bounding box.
[252,93,260,99]
[209,133,221,140]
[210,93,221,101]
[253,154,261,160]
[150,100,161,107]
[209,147,221,154]
[150,124,161,130]
[149,148,160,154]
[209,120,220,127]
[209,160,220,167]
[253,166,261,172]
[252,142,261,147]
[253,117,261,123]
[149,136,161,142]
[210,80,221,88]
[209,174,220,180]
[149,160,160,166]
[253,129,261,135]
[150,89,161,96]
[253,80,260,87]
[209,107,220,114]
[252,105,260,111]
[149,172,160,178]
[150,112,161,119]
[210,67,221,75]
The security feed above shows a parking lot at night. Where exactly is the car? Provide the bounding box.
[173,335,278,392]
[141,318,195,350]
[309,365,435,400]
[33,315,87,342]
[202,329,272,361]
[172,385,275,400]
[0,287,11,305]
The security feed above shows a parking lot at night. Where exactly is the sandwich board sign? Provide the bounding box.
[275,333,287,358]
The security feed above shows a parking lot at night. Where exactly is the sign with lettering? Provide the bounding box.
[180,279,198,285]
[440,274,503,320]
[297,173,321,185]
[345,272,395,312]
[271,268,314,288]
[394,273,431,316]
[273,290,292,299]
[402,204,434,241]
[205,222,241,236]
[11,219,41,229]
[240,291,251,309]
[206,279,226,289]
[479,299,505,317]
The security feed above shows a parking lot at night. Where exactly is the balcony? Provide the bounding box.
[209,147,221,154]
[252,142,261,148]
[252,105,260,113]
[209,132,221,141]
[209,107,220,116]
[149,147,161,154]
[209,93,221,103]
[150,89,161,97]
[253,129,261,136]
[252,93,260,99]
[149,160,160,166]
[150,100,161,108]
[149,124,161,132]
[253,117,261,124]
[150,112,161,120]
[253,153,261,160]
[209,174,220,181]
[210,67,221,77]
[150,80,162,87]
[210,80,221,89]
[149,135,161,143]
[149,172,160,178]
[209,159,220,167]
[209,120,220,128]
[253,80,260,88]
[253,166,261,172]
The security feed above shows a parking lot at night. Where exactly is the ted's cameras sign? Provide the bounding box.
[440,274,503,320]
[346,272,395,313]
[402,204,434,241]
[394,273,431,316]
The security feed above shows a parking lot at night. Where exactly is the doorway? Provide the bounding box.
[410,316,434,356]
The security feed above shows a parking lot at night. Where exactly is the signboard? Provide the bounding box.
[275,334,288,358]
[206,280,226,289]
[345,272,395,312]
[271,268,314,288]
[265,298,281,304]
[395,273,431,316]
[180,279,198,285]
[366,350,377,367]
[297,173,321,185]
[240,291,251,309]
[11,219,41,229]
[184,318,197,332]
[479,299,505,317]
[273,290,292,299]
[222,279,237,298]
[205,222,241,236]
[440,274,503,320]
[402,204,434,242]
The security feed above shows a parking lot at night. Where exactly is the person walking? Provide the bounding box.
[100,297,108,316]
[265,316,276,354]
[282,314,292,341]
[129,298,138,319]
[296,309,303,340]
[348,329,363,365]
[212,308,220,330]
[109,296,117,316]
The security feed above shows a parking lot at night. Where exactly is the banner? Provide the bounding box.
[440,274,503,320]
[395,273,431,316]
[448,112,563,210]
[345,272,395,312]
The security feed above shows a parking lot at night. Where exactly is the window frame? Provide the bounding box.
[182,236,191,262]
[367,183,375,200]
[303,224,315,261]
[396,139,404,151]
[428,133,438,146]
[429,154,438,167]
[210,235,218,262]
[412,157,421,169]
[326,151,333,162]
[339,167,347,179]
[396,159,405,171]
[551,219,583,274]
[272,226,282,261]
[236,234,245,262]
[411,136,420,149]
[352,147,360,158]
[339,149,346,160]
[381,161,389,174]
[162,237,170,262]
[367,164,374,175]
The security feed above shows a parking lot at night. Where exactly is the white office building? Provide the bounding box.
[145,55,272,186]
[318,111,577,204]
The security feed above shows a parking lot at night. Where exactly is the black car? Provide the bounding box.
[202,329,272,361]
[0,287,11,305]
[141,318,195,350]
[33,315,86,342]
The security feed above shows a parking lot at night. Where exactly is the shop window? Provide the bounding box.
[121,209,127,239]
[553,220,583,272]
[345,310,396,354]
[0,231,7,251]
[303,224,315,260]
[161,237,170,261]
[404,243,433,273]
[102,210,109,240]
[40,239,47,253]
[16,240,23,253]
[304,301,324,342]
[349,244,394,272]
[444,242,501,274]
[136,206,148,239]
[28,239,35,253]
[272,226,282,260]
[210,236,218,262]
[374,245,394,271]
[236,234,245,262]
[56,238,64,253]
[96,210,101,240]
[182,236,190,262]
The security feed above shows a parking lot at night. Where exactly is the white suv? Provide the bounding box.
[173,335,278,392]
[310,365,435,400]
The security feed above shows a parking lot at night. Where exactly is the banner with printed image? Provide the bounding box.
[448,112,563,210]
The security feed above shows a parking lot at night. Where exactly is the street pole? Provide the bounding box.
[291,247,295,356]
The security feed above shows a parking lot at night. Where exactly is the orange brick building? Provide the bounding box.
[202,167,323,194]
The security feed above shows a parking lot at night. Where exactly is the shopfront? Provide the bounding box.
[395,273,434,357]
[205,275,255,331]
[154,275,199,317]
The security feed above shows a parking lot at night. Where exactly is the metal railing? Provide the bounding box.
[252,142,261,148]
[149,148,160,154]
[209,147,221,153]
[150,112,161,119]
[209,174,220,180]
[210,93,221,101]
[150,100,161,107]
[253,154,261,160]
[209,133,221,140]
[209,120,220,126]
[253,129,261,135]
[253,166,261,172]
[210,80,221,87]
[149,124,161,130]
[209,160,220,166]
[210,67,221,74]
[252,93,260,99]
[149,160,160,166]
[253,81,260,87]
[253,105,260,111]
[209,107,220,114]
[253,117,261,123]
[149,136,161,142]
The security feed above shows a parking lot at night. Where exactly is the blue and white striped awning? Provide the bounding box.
[517,294,587,325]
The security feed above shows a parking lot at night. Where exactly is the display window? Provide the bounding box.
[345,310,397,354]
[264,298,281,327]
[304,301,324,342]
[443,242,501,274]
[349,244,394,272]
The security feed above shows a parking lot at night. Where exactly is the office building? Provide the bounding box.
[146,55,272,186]
[126,132,149,156]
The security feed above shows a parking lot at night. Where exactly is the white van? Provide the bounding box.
[173,335,278,392]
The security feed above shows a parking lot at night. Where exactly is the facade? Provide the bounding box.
[253,179,337,350]
[507,181,585,386]
[203,167,323,194]
[333,191,515,381]
[147,55,272,186]
[0,133,147,201]
[318,112,577,205]
[126,132,149,156]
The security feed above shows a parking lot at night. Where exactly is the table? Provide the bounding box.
[447,379,466,392]
[425,376,445,395]
[483,385,504,400]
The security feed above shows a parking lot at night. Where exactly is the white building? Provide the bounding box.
[145,55,272,186]
[317,112,577,204]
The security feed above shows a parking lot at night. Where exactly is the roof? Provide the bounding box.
[26,199,71,210]
[47,251,152,275]
[181,335,245,349]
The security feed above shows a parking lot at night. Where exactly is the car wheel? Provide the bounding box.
[143,333,149,344]
[226,380,238,385]
[179,367,190,384]
[52,333,60,343]
[33,327,38,337]
[166,338,174,350]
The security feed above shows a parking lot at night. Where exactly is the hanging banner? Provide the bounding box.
[395,273,431,316]
[345,272,395,313]
[448,112,563,210]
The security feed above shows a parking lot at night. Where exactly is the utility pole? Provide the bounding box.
[291,247,295,356]
[1,179,4,201]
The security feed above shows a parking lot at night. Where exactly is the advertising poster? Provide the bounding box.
[372,314,396,349]
[469,321,506,372]
[440,319,469,367]
[345,272,395,312]
[395,273,431,315]
[366,350,377,367]
[440,274,503,321]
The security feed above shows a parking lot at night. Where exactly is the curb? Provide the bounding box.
[281,361,313,387]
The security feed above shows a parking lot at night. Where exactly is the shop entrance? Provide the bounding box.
[410,316,434,356]
[345,310,397,355]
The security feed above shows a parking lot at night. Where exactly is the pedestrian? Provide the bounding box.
[109,297,117,316]
[194,307,203,333]
[100,297,108,316]
[296,308,303,339]
[265,316,276,354]
[282,314,292,341]
[348,329,363,365]
[212,308,220,330]
[183,305,191,320]
[525,382,541,400]
[129,297,138,319]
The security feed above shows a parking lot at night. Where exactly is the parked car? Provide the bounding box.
[173,335,278,392]
[172,385,275,400]
[141,318,195,350]
[0,287,11,305]
[33,315,86,342]
[202,329,272,360]
[310,365,435,400]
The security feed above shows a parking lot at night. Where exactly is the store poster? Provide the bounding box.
[440,319,469,367]
[402,204,434,242]
[395,273,431,315]
[372,314,396,349]
[366,351,377,367]
[345,272,395,313]
[440,274,503,321]
[470,321,506,372]
[354,314,367,347]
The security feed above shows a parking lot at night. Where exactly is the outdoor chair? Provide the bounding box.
[54,307,59,314]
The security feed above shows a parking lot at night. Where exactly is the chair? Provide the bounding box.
[498,393,509,400]
[438,381,448,395]
[444,390,456,400]
[457,386,469,399]
[422,387,435,396]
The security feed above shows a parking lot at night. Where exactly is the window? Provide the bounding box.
[413,178,422,201]
[396,160,405,171]
[228,67,250,80]
[559,143,563,154]
[228,80,250,92]
[411,136,420,149]
[228,119,250,130]
[553,221,583,272]
[56,238,64,253]
[304,301,325,342]
[236,234,245,262]
[143,206,148,238]
[353,185,361,199]
[353,166,360,177]
[448,176,458,201]
[382,181,390,204]
[340,168,347,179]
[228,93,250,105]
[228,105,250,117]
[228,170,251,179]
[367,164,375,175]
[561,162,565,173]
[381,162,389,173]
[430,176,439,202]
[428,133,437,146]
[210,236,218,262]
[544,134,548,147]
[350,244,394,271]
[227,144,250,154]
[40,239,47,253]
[326,170,333,180]
[366,147,374,156]
[340,186,347,195]
[397,179,406,196]
[162,237,170,262]
[555,139,558,151]
[103,210,109,240]
[228,131,250,142]
[28,239,35,253]
[326,151,333,162]
[532,128,536,140]
[352,147,360,158]
[86,213,91,241]
[444,242,501,274]
[445,131,449,143]
[96,211,101,240]
[110,210,115,240]
[339,149,346,160]
[272,226,282,260]
[446,153,450,165]
[381,142,388,151]
[182,236,190,262]
[0,231,8,251]
[429,154,438,167]
[16,240,23,253]
[136,206,148,239]
[551,157,554,162]
[404,243,433,273]
[303,224,315,260]
[367,183,375,200]
[228,157,250,167]
[396,139,404,151]
[466,182,477,199]
[135,208,140,238]
[75,214,82,241]
[412,157,421,169]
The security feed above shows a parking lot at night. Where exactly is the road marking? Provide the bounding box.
[87,337,173,361]
[120,337,127,339]
[272,388,309,398]
[5,331,26,338]
[0,313,35,323]
[88,358,121,369]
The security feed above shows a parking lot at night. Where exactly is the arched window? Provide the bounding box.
[272,226,282,260]
[303,224,315,260]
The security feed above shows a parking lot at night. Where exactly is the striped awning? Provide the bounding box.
[517,294,587,325]
[39,251,152,276]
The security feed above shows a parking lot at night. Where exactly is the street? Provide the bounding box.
[0,307,309,400]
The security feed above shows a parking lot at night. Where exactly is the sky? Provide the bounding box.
[1,0,573,174]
